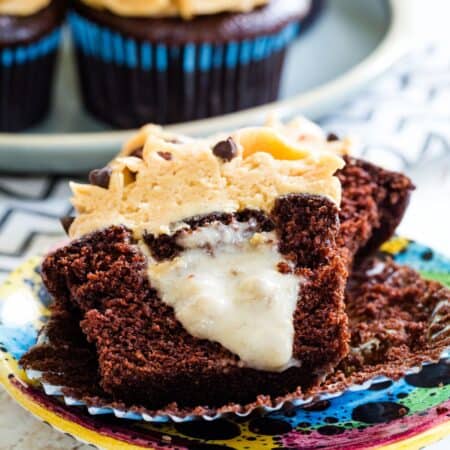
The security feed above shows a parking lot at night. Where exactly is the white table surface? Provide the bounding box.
[1,2,450,449]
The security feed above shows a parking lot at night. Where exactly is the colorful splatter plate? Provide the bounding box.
[1,237,450,450]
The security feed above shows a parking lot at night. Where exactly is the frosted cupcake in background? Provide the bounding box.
[69,0,311,129]
[0,0,66,131]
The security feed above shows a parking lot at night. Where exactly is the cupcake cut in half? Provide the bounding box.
[0,0,66,131]
[32,120,352,409]
[20,117,416,415]
[69,0,311,128]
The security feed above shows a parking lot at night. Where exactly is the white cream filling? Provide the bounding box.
[146,220,301,372]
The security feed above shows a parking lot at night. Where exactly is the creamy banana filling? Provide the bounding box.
[145,219,301,372]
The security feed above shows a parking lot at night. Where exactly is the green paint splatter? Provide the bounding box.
[400,385,450,412]
[420,271,450,287]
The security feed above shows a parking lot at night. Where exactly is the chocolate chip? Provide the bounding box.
[130,146,143,159]
[212,137,238,161]
[89,166,112,189]
[157,151,172,161]
[60,216,74,235]
[327,132,340,142]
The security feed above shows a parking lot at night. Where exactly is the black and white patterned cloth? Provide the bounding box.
[0,44,449,282]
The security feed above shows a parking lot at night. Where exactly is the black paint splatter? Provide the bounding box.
[297,422,311,428]
[324,416,339,424]
[283,405,298,418]
[405,360,450,387]
[248,418,293,435]
[302,400,331,412]
[421,249,434,261]
[317,425,346,435]
[187,444,236,450]
[175,419,240,440]
[369,380,393,391]
[352,402,409,424]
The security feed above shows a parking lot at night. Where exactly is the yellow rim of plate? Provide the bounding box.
[373,420,450,450]
[1,367,155,450]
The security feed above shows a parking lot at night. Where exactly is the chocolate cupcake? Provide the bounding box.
[0,0,66,131]
[20,118,418,418]
[22,120,350,412]
[69,0,311,128]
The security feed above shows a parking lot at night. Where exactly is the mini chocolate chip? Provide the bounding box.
[60,216,75,234]
[130,146,143,158]
[158,151,173,160]
[89,166,112,189]
[212,137,238,161]
[327,132,340,142]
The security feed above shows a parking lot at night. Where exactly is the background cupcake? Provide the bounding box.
[69,0,311,129]
[0,0,66,131]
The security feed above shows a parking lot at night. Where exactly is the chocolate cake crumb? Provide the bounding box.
[142,232,183,261]
[272,194,339,269]
[41,226,146,313]
[318,257,450,396]
[277,262,292,274]
[337,156,414,265]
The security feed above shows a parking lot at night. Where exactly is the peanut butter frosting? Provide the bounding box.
[0,0,50,15]
[69,118,348,239]
[80,0,269,19]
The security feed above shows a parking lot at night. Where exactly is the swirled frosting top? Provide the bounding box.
[69,117,350,239]
[80,0,269,19]
[0,0,50,15]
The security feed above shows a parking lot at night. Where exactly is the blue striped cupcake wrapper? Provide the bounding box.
[0,28,63,131]
[69,10,300,127]
[69,11,300,72]
[0,28,62,67]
